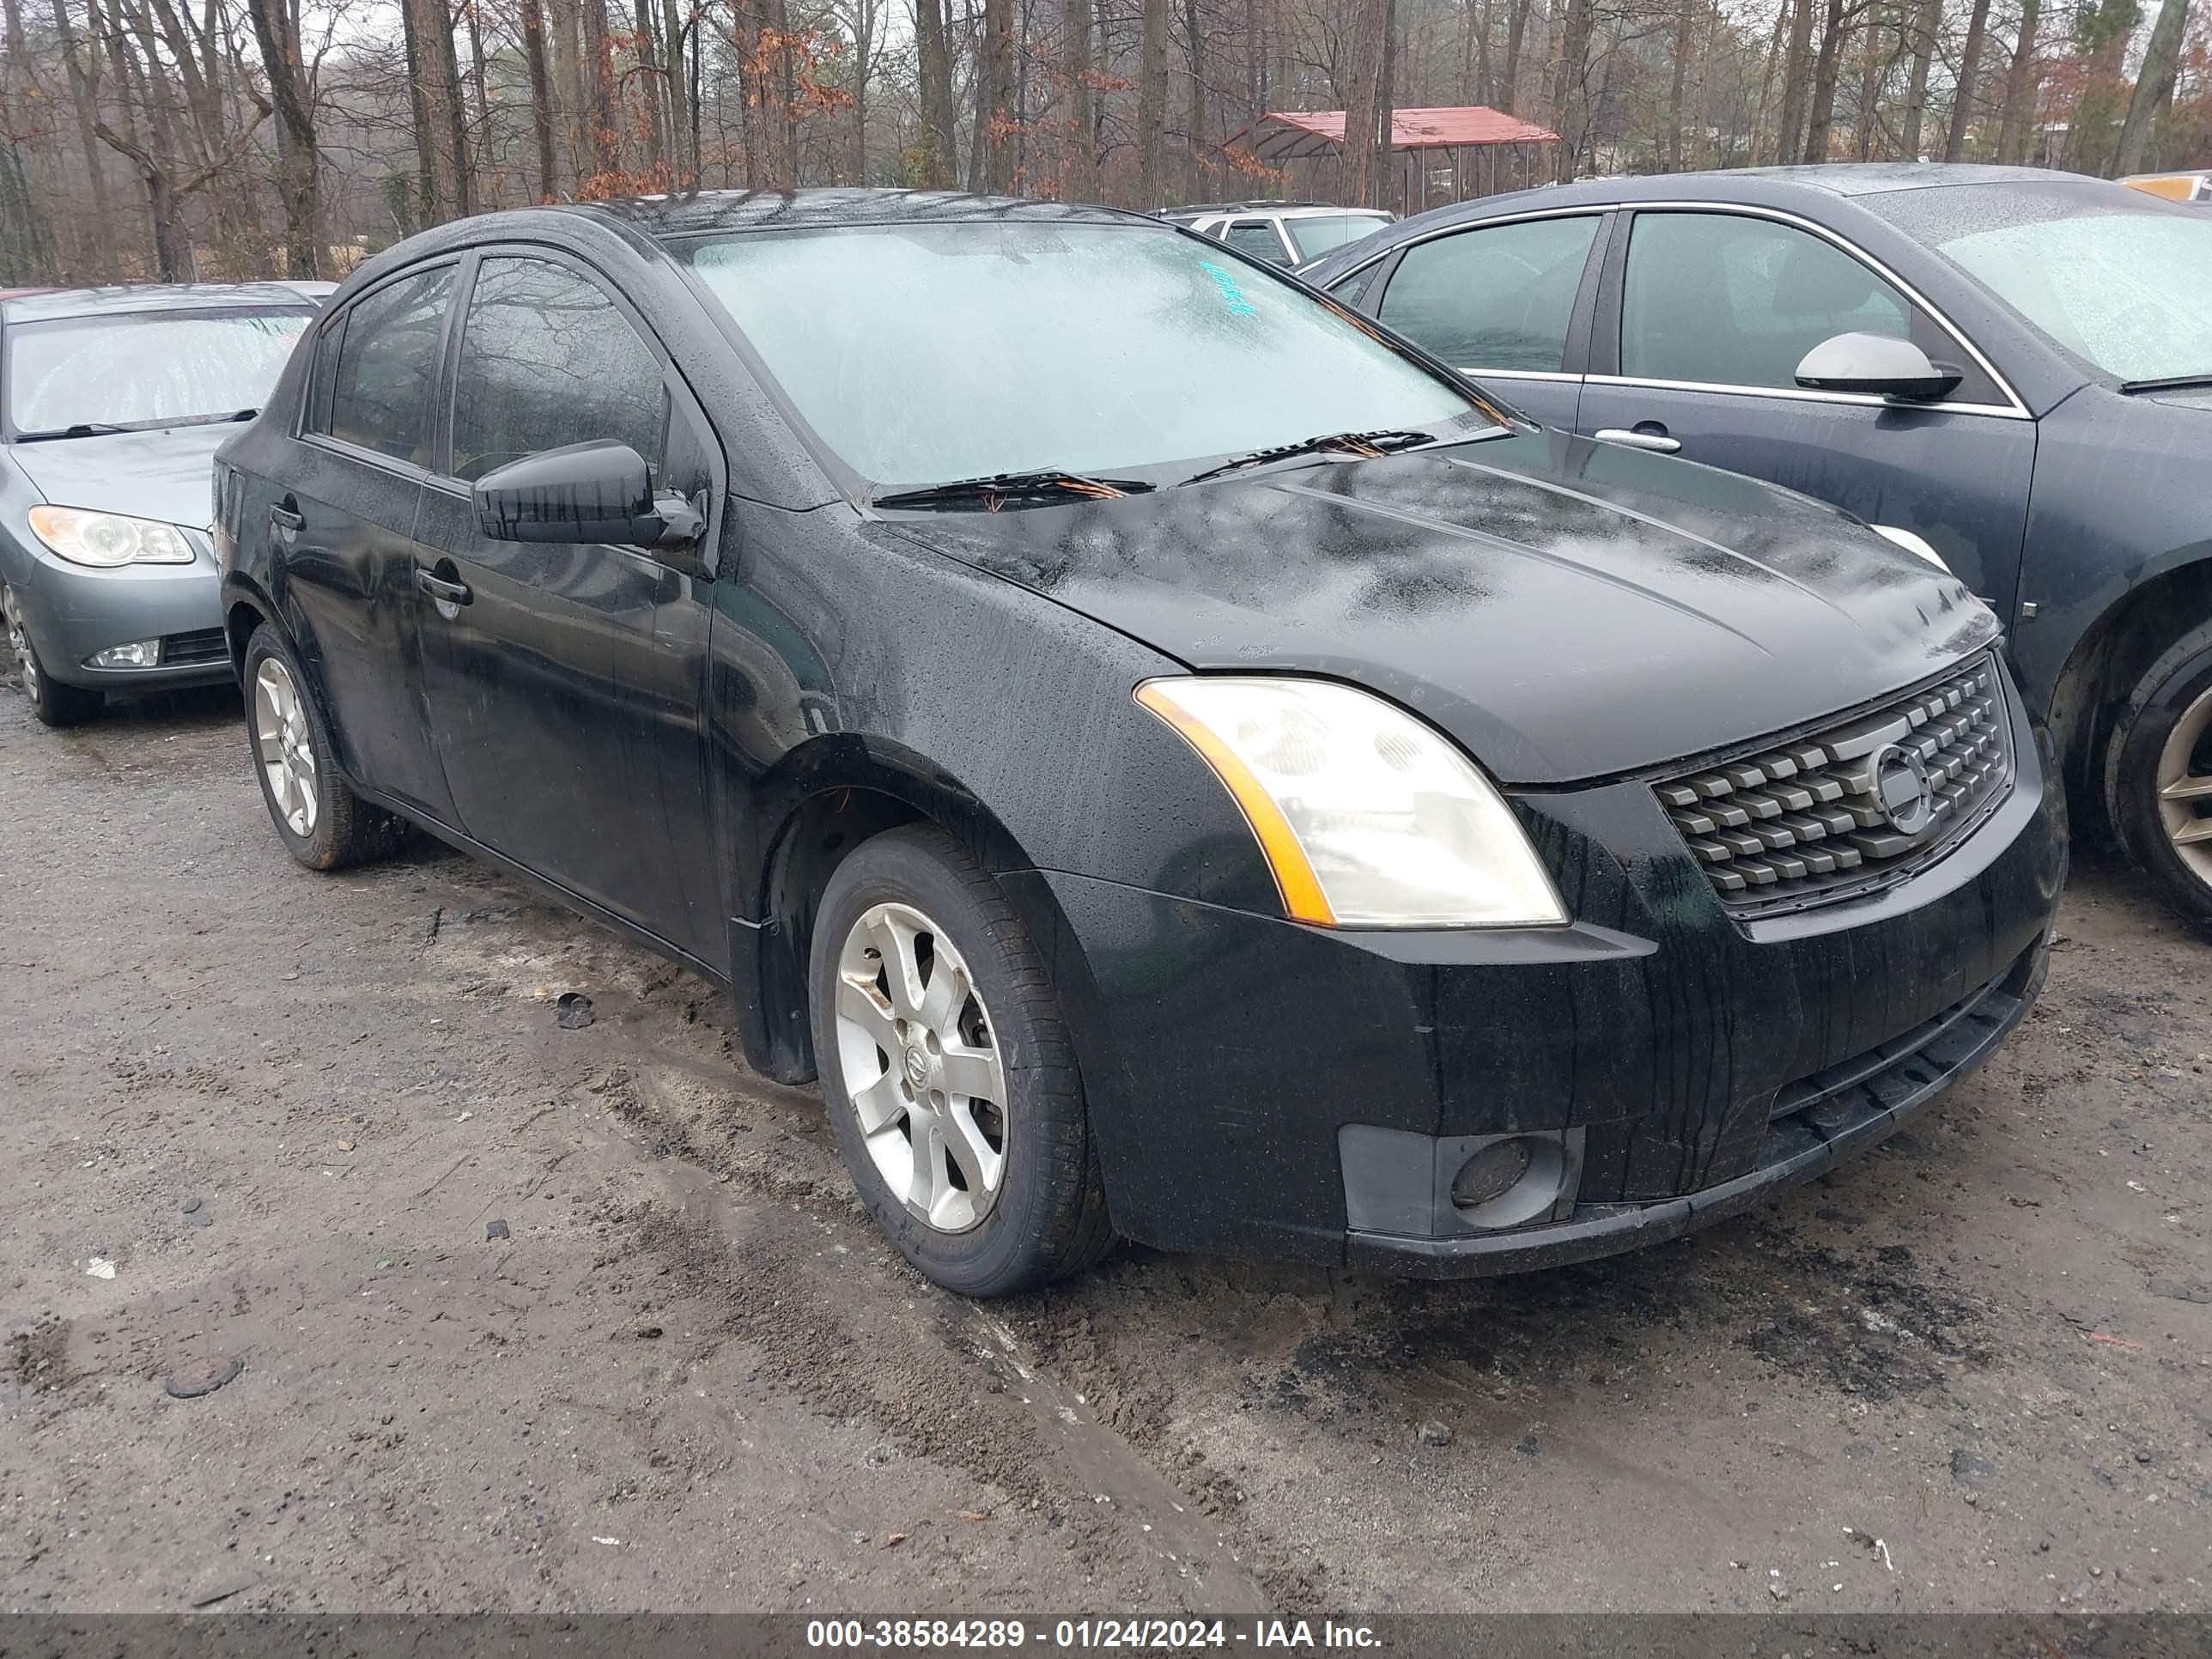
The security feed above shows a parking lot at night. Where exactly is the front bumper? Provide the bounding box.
[1016,689,2066,1275]
[9,542,230,689]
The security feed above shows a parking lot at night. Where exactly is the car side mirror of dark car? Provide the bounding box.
[472,440,706,564]
[1794,332,1964,402]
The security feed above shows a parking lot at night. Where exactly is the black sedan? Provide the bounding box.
[1301,164,2212,927]
[215,191,2063,1295]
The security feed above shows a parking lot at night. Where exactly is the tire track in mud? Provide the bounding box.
[578,1059,1284,1610]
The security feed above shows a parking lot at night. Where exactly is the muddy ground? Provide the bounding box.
[3,682,2208,1616]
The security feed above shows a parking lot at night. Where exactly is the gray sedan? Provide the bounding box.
[1,284,316,725]
[1302,165,2212,926]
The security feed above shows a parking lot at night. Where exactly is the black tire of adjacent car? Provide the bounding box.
[2105,621,2212,927]
[808,824,1115,1296]
[4,586,104,727]
[242,623,391,872]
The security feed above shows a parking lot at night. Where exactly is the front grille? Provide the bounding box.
[161,629,228,666]
[1656,654,2012,913]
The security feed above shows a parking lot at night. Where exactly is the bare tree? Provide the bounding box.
[980,0,1013,188]
[243,0,318,274]
[1136,0,1165,204]
[1942,0,1992,158]
[1995,0,2039,163]
[2116,0,2190,172]
[914,0,957,185]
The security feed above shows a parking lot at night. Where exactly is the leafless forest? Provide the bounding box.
[0,0,2206,283]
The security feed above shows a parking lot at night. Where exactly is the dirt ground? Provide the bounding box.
[3,680,2209,1617]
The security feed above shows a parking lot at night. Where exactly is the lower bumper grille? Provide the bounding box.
[1656,653,2013,914]
[160,628,228,666]
[1771,965,2021,1126]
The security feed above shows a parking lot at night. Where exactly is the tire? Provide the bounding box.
[809,824,1115,1296]
[3,584,104,726]
[2104,621,2212,927]
[242,623,390,871]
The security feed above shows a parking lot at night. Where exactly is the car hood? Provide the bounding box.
[2136,386,2212,411]
[9,423,232,530]
[883,429,2000,785]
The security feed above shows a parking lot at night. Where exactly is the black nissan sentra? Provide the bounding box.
[215,191,2064,1296]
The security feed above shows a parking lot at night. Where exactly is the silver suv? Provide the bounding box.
[1159,202,1395,269]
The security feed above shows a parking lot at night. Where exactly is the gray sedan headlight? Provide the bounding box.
[27,506,197,568]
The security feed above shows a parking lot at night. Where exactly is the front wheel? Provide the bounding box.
[809,825,1115,1296]
[2105,623,2212,927]
[242,623,390,871]
[4,584,103,726]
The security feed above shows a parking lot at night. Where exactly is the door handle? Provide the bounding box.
[416,568,472,606]
[1594,427,1682,454]
[269,504,304,538]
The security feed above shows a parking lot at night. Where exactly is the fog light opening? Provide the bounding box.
[88,640,161,669]
[1449,1138,1531,1210]
[1449,1133,1569,1231]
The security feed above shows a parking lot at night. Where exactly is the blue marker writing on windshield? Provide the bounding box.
[1198,261,1259,317]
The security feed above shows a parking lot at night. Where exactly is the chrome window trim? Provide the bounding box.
[1333,198,2032,419]
[1583,372,2022,420]
[1451,367,1583,383]
[1618,201,2032,418]
[1322,203,1613,292]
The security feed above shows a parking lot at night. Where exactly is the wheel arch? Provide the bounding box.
[222,580,283,681]
[2045,552,2212,819]
[732,733,1088,1089]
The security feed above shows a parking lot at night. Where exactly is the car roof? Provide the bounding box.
[1478,162,2106,213]
[1297,164,2138,283]
[1168,202,1391,218]
[1705,162,2078,197]
[572,188,1152,240]
[0,282,320,324]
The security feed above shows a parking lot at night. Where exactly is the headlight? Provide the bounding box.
[1135,677,1566,928]
[27,506,196,568]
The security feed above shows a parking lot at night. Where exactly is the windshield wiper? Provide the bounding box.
[145,408,262,428]
[13,422,131,442]
[11,408,260,443]
[1178,428,1439,488]
[871,470,1157,511]
[2118,373,2212,394]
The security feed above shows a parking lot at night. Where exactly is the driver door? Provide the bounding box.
[410,252,719,953]
[1575,208,2037,612]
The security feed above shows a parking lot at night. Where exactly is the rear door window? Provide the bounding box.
[322,264,456,465]
[1376,215,1601,372]
[1223,220,1292,266]
[447,256,668,483]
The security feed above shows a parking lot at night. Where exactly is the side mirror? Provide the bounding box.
[471,439,704,554]
[1794,332,1963,402]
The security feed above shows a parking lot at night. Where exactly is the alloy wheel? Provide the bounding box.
[3,587,39,702]
[2158,683,2212,887]
[831,901,1009,1233]
[252,657,320,837]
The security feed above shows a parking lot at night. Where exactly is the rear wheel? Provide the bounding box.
[809,825,1114,1296]
[243,623,389,871]
[3,584,103,726]
[2105,623,2212,926]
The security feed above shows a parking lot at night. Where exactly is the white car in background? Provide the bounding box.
[1158,201,1395,269]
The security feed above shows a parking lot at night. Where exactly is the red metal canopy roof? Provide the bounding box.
[1233,106,1560,161]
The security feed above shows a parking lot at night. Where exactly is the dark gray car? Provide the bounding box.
[1,284,317,725]
[1301,164,2212,926]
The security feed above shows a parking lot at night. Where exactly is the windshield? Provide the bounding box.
[5,307,310,434]
[674,222,1490,492]
[1286,213,1392,262]
[1890,189,2212,384]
